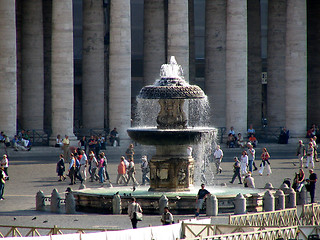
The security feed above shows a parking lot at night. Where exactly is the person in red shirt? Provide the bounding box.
[116,156,127,184]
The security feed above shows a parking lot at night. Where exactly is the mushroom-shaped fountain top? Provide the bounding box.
[138,56,206,99]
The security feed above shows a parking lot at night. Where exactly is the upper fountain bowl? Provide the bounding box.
[138,56,206,99]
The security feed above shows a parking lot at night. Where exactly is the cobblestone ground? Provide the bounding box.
[0,139,318,230]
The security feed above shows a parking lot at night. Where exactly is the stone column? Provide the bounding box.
[82,0,105,129]
[167,0,189,82]
[226,0,248,134]
[50,0,76,144]
[205,0,226,127]
[143,0,165,85]
[285,0,307,137]
[21,0,44,130]
[247,0,262,128]
[267,0,287,127]
[0,0,17,137]
[109,0,131,140]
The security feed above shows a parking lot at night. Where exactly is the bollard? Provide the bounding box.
[234,193,246,215]
[206,194,218,216]
[264,182,274,190]
[297,185,307,205]
[263,190,275,212]
[159,195,168,215]
[65,192,76,214]
[286,188,296,208]
[280,183,289,192]
[79,183,86,190]
[274,190,285,210]
[112,193,122,214]
[50,189,61,213]
[36,190,45,211]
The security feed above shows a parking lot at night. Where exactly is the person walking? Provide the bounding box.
[79,150,88,182]
[0,167,6,200]
[141,155,150,185]
[313,136,318,162]
[259,148,272,176]
[195,183,210,217]
[101,152,113,187]
[230,157,242,184]
[98,153,105,184]
[128,197,142,229]
[116,156,128,185]
[126,158,139,186]
[240,151,248,177]
[306,142,315,169]
[296,140,306,168]
[68,153,77,185]
[89,152,99,182]
[1,154,9,180]
[306,169,317,203]
[247,143,257,172]
[161,207,174,225]
[56,154,66,181]
[213,145,223,174]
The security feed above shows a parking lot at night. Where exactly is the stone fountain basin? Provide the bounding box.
[127,127,216,145]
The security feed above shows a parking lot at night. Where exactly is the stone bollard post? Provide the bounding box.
[263,190,275,212]
[50,189,61,213]
[297,185,307,205]
[234,193,246,215]
[36,190,45,211]
[274,190,285,210]
[159,195,168,215]
[112,193,122,214]
[206,194,218,216]
[65,192,76,214]
[280,183,289,192]
[264,182,274,190]
[286,188,296,208]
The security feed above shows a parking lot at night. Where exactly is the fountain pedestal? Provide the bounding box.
[149,145,194,191]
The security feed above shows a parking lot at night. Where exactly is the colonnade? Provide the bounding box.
[0,0,309,142]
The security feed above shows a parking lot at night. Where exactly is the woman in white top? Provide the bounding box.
[240,151,248,176]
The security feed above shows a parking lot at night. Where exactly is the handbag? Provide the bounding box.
[134,204,143,221]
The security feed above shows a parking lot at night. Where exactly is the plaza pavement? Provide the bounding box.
[0,139,318,231]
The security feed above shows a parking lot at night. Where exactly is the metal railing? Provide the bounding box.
[229,208,300,227]
[300,203,320,226]
[0,225,120,238]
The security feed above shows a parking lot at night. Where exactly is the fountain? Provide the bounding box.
[72,57,265,214]
[127,56,215,192]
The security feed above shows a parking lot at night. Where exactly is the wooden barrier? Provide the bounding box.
[229,208,300,227]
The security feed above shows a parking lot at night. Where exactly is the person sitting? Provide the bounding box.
[243,172,255,188]
[12,135,30,151]
[247,124,255,138]
[236,133,246,148]
[278,127,289,144]
[306,125,316,138]
[56,134,63,148]
[248,134,257,148]
[292,168,305,192]
[226,133,236,148]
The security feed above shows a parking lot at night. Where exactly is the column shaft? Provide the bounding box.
[285,0,307,137]
[143,0,165,85]
[267,0,286,127]
[167,0,189,82]
[247,0,262,128]
[51,0,75,139]
[21,0,44,130]
[226,0,248,134]
[205,0,226,128]
[109,0,131,140]
[82,0,105,129]
[0,0,17,137]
